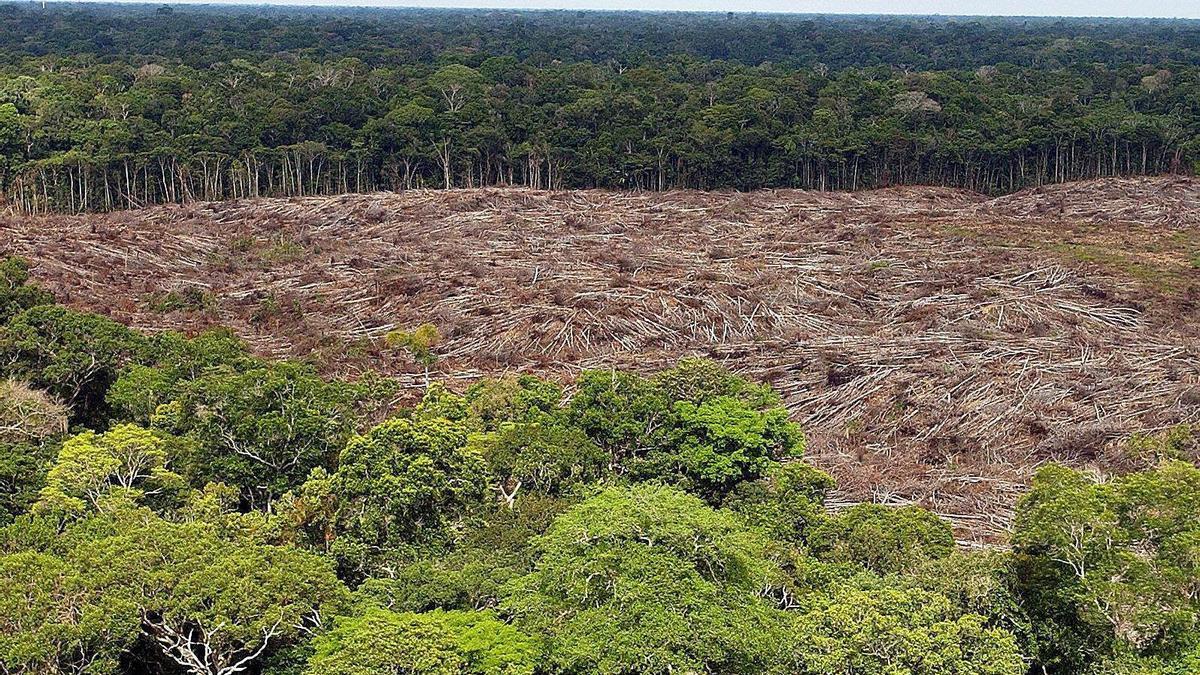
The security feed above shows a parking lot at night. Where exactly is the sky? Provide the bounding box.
[76,0,1200,18]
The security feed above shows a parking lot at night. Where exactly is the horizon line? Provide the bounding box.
[15,1,1200,21]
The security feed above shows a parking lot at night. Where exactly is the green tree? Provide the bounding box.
[1091,645,1200,675]
[352,492,568,614]
[106,328,257,425]
[567,368,671,467]
[74,513,348,675]
[0,379,67,522]
[502,484,795,674]
[386,323,441,386]
[289,415,488,580]
[568,359,803,502]
[723,462,835,543]
[0,549,138,675]
[304,609,537,675]
[153,361,356,505]
[0,257,54,326]
[306,609,465,675]
[807,503,956,574]
[789,585,1025,675]
[661,394,802,501]
[0,306,146,426]
[653,357,782,409]
[35,424,183,518]
[1013,462,1200,667]
[464,375,564,430]
[908,551,1034,657]
[469,421,607,507]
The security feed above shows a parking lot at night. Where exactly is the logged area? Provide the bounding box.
[7,176,1199,540]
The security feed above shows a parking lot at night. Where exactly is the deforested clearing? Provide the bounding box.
[5,175,1199,541]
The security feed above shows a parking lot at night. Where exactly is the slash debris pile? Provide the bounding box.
[965,175,1200,228]
[4,177,1199,542]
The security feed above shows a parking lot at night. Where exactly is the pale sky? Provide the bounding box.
[85,0,1200,19]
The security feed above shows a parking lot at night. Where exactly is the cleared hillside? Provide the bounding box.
[5,176,1199,541]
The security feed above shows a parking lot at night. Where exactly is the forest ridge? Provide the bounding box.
[1,4,1200,212]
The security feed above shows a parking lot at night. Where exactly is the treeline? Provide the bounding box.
[0,6,1199,212]
[7,5,1200,71]
[0,56,1195,212]
[1,253,1199,674]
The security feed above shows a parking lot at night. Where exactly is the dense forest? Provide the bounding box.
[1,245,1199,675]
[1,4,1200,212]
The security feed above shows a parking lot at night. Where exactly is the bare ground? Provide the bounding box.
[4,176,1200,542]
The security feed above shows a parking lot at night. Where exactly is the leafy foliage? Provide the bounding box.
[463,375,564,430]
[0,549,138,675]
[153,361,357,503]
[74,511,349,675]
[569,359,802,501]
[289,415,487,580]
[0,306,146,425]
[305,609,537,675]
[503,484,796,674]
[469,421,607,505]
[723,462,835,543]
[1013,462,1200,668]
[35,424,184,518]
[5,9,1200,213]
[106,329,256,425]
[386,323,441,381]
[789,584,1025,674]
[808,503,956,574]
[0,257,53,325]
[666,394,802,500]
[0,379,67,522]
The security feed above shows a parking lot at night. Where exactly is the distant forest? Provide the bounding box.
[2,3,1200,211]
